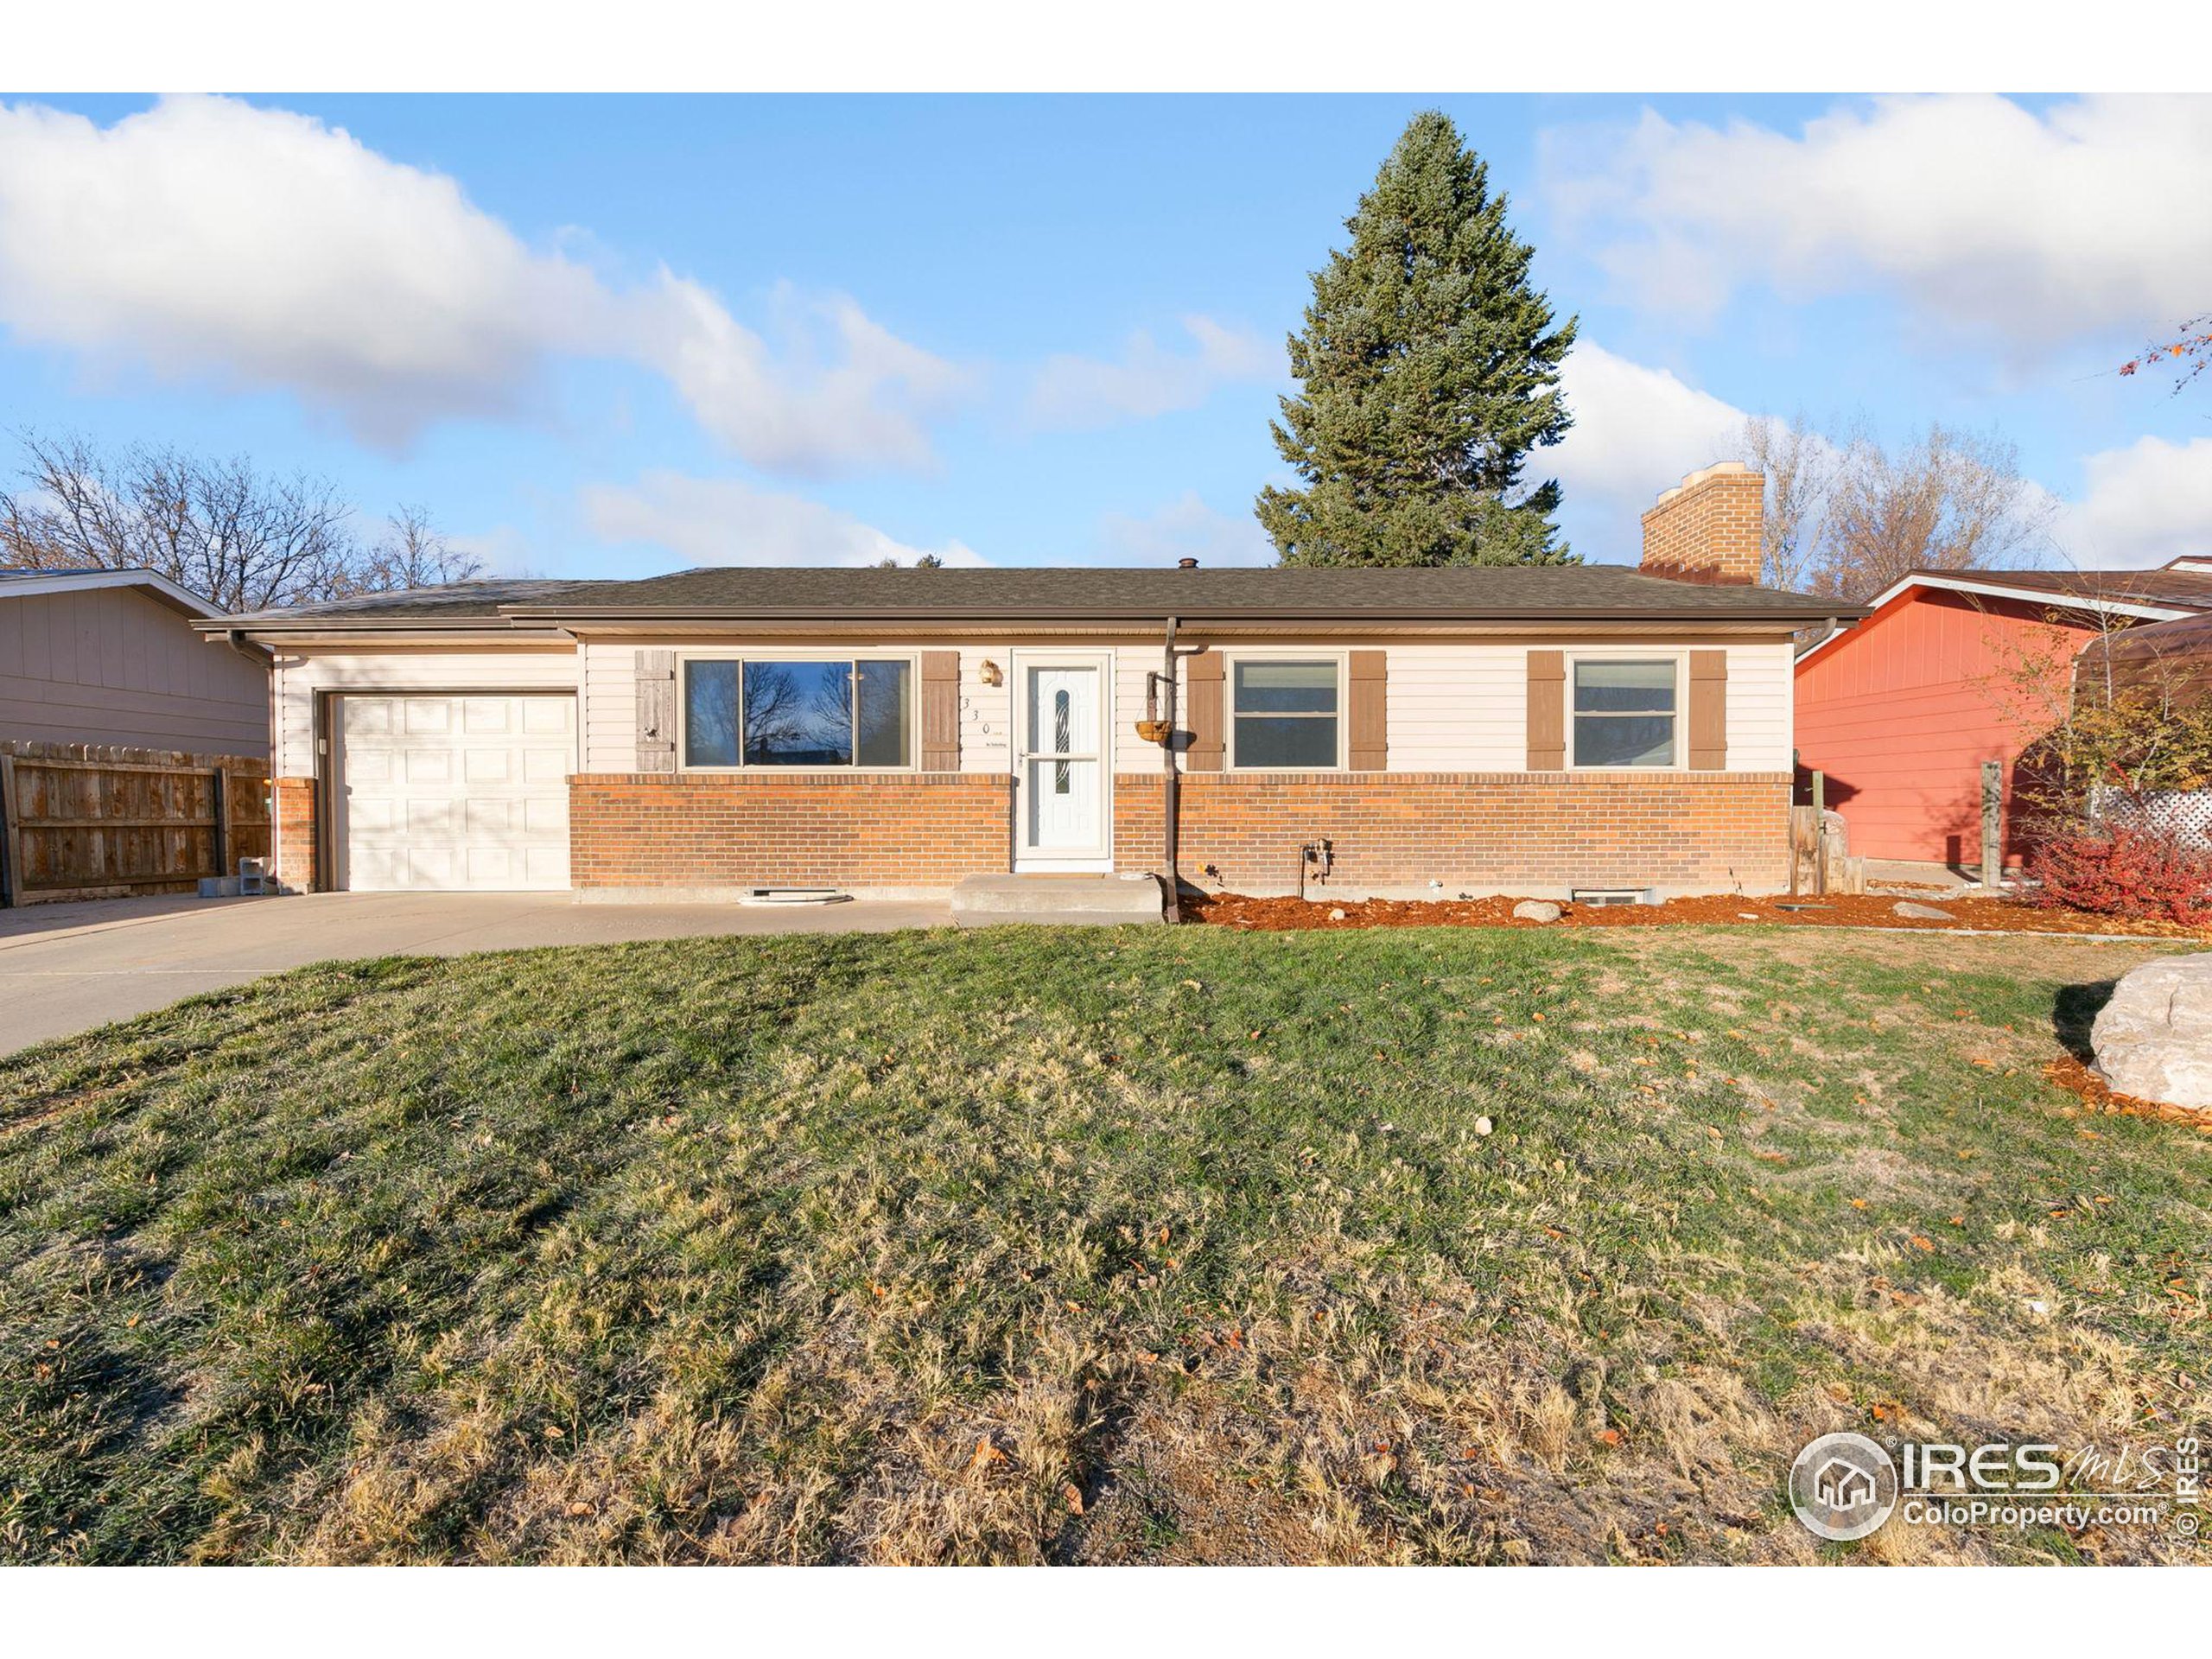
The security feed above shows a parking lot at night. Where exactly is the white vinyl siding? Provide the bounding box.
[271,636,1797,784]
[272,648,581,777]
[581,639,639,772]
[1380,645,1529,771]
[1722,641,1794,772]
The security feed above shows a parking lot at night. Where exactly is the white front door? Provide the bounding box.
[1014,654,1110,868]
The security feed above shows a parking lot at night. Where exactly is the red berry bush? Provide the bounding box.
[2023,824,2212,924]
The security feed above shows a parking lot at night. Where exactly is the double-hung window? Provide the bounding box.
[1230,658,1340,769]
[682,658,914,769]
[1571,658,1678,768]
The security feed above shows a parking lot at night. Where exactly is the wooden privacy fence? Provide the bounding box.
[0,741,271,906]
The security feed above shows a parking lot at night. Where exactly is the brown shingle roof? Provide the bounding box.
[210,564,1854,630]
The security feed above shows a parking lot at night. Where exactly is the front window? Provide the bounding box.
[1572,659,1677,767]
[1231,658,1339,768]
[683,658,914,768]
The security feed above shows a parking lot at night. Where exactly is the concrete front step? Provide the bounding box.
[951,871,1167,927]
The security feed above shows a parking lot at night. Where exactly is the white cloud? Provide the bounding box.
[1027,315,1276,431]
[0,95,961,467]
[632,281,966,474]
[2056,436,2212,569]
[1551,95,2212,348]
[582,471,983,569]
[1096,490,1272,567]
[1549,342,1749,516]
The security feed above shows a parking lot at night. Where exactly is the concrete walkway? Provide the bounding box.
[0,891,951,1058]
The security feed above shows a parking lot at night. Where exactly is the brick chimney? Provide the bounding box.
[1640,461,1764,586]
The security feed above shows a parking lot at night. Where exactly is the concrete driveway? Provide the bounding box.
[0,892,950,1058]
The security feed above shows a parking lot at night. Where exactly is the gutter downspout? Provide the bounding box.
[227,623,277,766]
[1796,615,1845,658]
[226,628,279,890]
[1162,614,1181,924]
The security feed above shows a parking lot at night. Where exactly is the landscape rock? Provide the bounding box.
[1327,907,1347,921]
[2092,953,2212,1110]
[1892,901,1955,921]
[1512,900,1563,924]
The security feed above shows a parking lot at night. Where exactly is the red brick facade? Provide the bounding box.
[1640,462,1764,586]
[273,775,318,893]
[569,772,1011,890]
[294,766,1787,899]
[1114,771,1792,895]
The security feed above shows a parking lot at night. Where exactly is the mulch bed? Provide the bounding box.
[1181,887,2212,941]
[2044,1055,2212,1131]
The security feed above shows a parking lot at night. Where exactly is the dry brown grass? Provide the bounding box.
[2,925,2207,1563]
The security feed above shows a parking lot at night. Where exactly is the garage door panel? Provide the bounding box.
[407,848,456,887]
[340,693,572,893]
[466,846,514,885]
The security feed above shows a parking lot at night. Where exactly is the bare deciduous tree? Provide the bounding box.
[1732,416,2055,602]
[0,429,480,613]
[1816,423,2055,601]
[1735,413,1837,593]
[355,502,482,595]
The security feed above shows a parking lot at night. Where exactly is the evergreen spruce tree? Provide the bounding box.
[1257,111,1579,566]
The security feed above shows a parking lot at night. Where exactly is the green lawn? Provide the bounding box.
[2,924,2207,1564]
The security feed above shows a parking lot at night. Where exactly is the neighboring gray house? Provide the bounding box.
[0,568,269,757]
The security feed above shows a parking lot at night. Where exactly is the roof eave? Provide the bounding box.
[502,604,1854,626]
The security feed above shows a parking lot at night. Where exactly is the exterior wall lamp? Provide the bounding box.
[979,659,1003,686]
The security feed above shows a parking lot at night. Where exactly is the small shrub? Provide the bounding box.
[2023,824,2212,924]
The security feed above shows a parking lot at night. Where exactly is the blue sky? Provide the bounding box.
[1,92,2208,578]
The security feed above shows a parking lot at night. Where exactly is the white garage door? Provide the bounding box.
[337,694,574,891]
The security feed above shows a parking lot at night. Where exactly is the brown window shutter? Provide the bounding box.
[635,649,676,773]
[1347,649,1387,770]
[1688,649,1728,771]
[1526,649,1566,771]
[1185,650,1224,771]
[919,650,961,771]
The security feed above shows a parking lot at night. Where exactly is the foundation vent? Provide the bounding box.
[1571,887,1659,907]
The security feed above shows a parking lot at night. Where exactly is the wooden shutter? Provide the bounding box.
[1526,649,1566,771]
[1185,650,1224,772]
[1688,649,1728,771]
[1347,650,1387,771]
[635,649,676,773]
[920,651,961,771]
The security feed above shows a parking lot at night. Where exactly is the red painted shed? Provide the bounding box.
[1792,565,2212,872]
